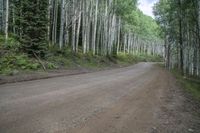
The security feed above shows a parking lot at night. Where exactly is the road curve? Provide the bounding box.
[0,63,173,133]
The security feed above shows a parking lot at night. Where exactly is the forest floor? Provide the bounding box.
[0,62,200,133]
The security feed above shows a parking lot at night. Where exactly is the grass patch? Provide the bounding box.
[116,52,163,65]
[172,69,200,101]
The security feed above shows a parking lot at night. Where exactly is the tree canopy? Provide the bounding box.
[154,0,200,77]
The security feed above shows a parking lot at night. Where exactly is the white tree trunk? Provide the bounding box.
[72,0,76,52]
[5,0,9,40]
[76,6,81,53]
[59,0,65,49]
[92,0,98,55]
[47,0,52,45]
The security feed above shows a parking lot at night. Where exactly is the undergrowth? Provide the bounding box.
[0,35,163,75]
[172,69,200,101]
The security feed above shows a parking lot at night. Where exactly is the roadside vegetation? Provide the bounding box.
[154,0,200,78]
[172,69,200,101]
[0,0,164,76]
[0,35,162,76]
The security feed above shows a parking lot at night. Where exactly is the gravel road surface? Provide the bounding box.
[0,63,199,133]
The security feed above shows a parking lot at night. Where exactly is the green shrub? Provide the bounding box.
[0,53,41,75]
[46,62,58,69]
[172,70,200,101]
[0,35,20,52]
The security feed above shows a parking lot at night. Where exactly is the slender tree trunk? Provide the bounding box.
[52,0,58,45]
[59,0,65,49]
[178,0,184,74]
[76,6,81,53]
[47,0,52,45]
[64,3,69,46]
[71,0,76,52]
[5,0,9,40]
[117,18,121,55]
[92,0,98,55]
[82,0,86,53]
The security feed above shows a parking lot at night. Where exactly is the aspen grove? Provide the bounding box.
[0,0,164,58]
[154,0,200,77]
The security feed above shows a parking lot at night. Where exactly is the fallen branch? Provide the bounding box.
[33,52,46,71]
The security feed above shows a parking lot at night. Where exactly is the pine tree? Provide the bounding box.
[14,0,48,57]
[0,0,4,33]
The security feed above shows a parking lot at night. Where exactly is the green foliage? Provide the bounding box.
[0,53,40,75]
[47,50,110,69]
[47,45,72,57]
[172,70,200,101]
[0,36,163,75]
[0,0,164,75]
[115,0,137,17]
[0,35,20,52]
[46,62,58,69]
[135,54,163,62]
[13,0,48,57]
[153,0,174,39]
[154,0,200,77]
[117,53,137,64]
[47,55,72,68]
[0,35,41,75]
[115,0,162,40]
[76,54,109,69]
[116,52,163,65]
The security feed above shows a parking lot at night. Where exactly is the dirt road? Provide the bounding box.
[0,63,199,133]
